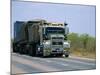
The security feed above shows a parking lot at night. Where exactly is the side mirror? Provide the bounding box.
[64,22,69,35]
[65,26,69,35]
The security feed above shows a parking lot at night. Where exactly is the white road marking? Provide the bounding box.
[56,58,95,66]
[60,63,68,66]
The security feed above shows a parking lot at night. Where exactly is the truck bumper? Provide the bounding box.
[51,50,63,55]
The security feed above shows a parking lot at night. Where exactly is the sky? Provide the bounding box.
[12,1,96,37]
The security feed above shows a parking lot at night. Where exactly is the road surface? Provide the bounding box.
[11,53,96,74]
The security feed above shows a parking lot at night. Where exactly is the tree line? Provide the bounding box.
[67,33,96,56]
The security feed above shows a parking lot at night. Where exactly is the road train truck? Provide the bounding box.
[13,19,70,57]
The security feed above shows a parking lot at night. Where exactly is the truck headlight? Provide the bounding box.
[43,44,50,51]
[38,47,40,51]
[64,41,70,48]
[43,41,50,48]
[63,41,70,53]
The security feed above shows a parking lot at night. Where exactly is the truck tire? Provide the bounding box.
[29,45,34,56]
[13,46,16,53]
[65,54,69,57]
[25,47,28,54]
[13,45,18,53]
[19,46,23,54]
[19,45,24,54]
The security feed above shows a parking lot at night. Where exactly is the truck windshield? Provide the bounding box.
[45,27,65,35]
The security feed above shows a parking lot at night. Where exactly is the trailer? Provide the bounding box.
[13,19,70,57]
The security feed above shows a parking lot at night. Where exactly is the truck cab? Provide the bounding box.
[37,22,70,57]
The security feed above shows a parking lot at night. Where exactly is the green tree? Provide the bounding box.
[79,34,89,49]
[68,33,79,51]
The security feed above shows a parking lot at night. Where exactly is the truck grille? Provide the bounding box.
[52,42,63,45]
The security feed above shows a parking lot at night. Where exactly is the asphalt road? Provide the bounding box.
[11,53,96,74]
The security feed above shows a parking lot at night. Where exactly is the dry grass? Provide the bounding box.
[70,49,96,59]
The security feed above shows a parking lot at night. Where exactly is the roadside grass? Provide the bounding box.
[70,48,96,59]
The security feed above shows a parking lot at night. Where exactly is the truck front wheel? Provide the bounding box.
[65,54,69,57]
